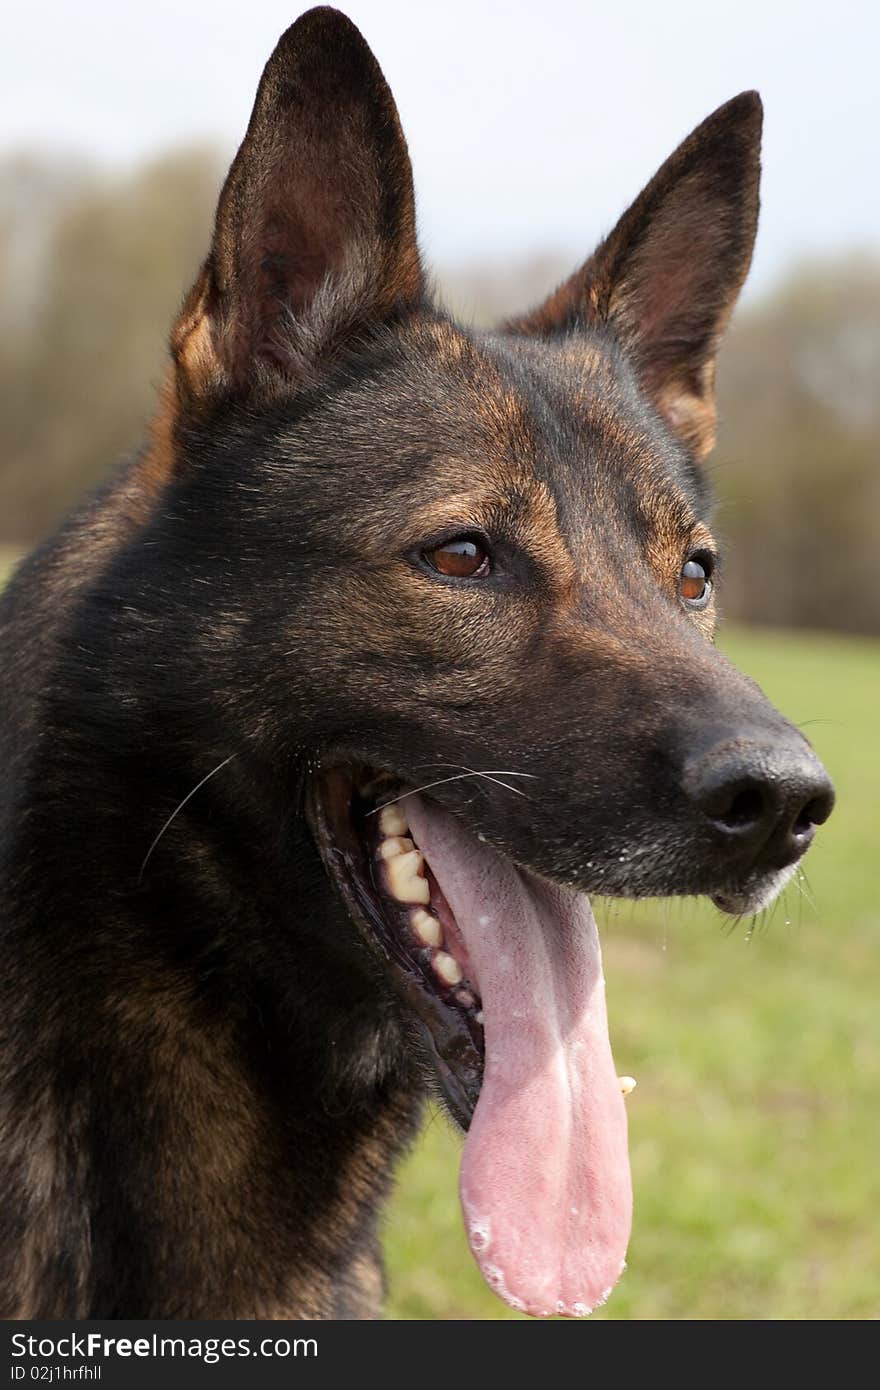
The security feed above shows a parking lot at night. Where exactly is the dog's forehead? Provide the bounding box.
[274,314,710,559]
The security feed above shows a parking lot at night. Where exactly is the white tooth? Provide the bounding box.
[434,951,463,986]
[379,803,409,837]
[378,836,414,860]
[392,848,423,875]
[619,1075,637,1097]
[411,908,442,947]
[475,1011,484,1025]
[386,850,429,903]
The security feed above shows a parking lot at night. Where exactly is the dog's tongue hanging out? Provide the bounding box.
[405,795,632,1318]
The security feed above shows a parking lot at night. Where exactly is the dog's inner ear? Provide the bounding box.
[172,9,422,396]
[507,92,762,460]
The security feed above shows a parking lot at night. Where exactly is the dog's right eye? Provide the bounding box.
[422,536,491,579]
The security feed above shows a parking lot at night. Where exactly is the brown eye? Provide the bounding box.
[680,557,713,608]
[423,536,491,579]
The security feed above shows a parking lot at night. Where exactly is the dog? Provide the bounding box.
[0,6,834,1319]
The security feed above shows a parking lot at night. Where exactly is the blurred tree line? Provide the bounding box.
[1,148,878,634]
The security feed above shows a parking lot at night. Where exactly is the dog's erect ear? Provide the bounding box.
[507,93,762,459]
[172,7,422,397]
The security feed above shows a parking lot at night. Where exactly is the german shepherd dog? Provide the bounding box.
[0,7,834,1319]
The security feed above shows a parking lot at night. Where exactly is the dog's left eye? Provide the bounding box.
[680,557,713,608]
[422,536,491,579]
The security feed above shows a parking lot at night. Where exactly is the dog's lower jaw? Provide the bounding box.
[711,862,799,916]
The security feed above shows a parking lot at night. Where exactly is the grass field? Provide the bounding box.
[1,546,876,1319]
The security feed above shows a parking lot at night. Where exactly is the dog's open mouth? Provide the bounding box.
[308,765,632,1318]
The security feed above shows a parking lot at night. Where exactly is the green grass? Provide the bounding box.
[2,545,875,1319]
[384,626,880,1319]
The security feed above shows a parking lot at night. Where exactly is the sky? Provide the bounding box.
[3,0,879,296]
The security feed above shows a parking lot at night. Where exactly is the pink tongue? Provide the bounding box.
[405,795,632,1318]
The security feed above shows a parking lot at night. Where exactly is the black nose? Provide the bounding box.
[684,738,834,866]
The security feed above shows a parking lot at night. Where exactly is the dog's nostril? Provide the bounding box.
[717,785,765,831]
[794,791,833,837]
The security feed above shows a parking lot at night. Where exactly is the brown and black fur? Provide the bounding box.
[0,8,832,1318]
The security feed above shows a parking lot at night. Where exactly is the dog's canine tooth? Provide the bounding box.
[433,951,463,986]
[386,850,430,903]
[411,907,442,947]
[618,1076,637,1097]
[379,804,409,837]
[378,835,414,861]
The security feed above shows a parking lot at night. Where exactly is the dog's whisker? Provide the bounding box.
[416,763,538,796]
[138,754,236,885]
[793,867,818,912]
[419,763,538,797]
[450,767,536,799]
[417,764,538,779]
[365,769,531,815]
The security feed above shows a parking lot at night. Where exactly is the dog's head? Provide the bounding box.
[163,7,833,1317]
